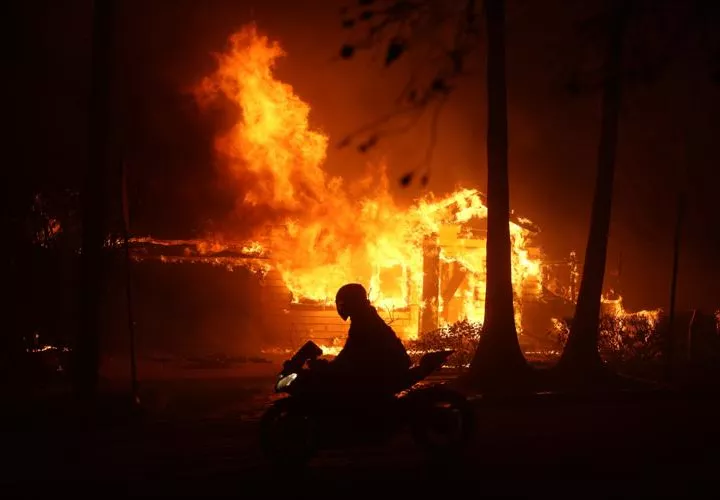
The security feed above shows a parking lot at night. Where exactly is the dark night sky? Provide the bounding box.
[11,0,720,312]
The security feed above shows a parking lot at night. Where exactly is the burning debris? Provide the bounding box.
[125,236,271,274]
[551,294,662,355]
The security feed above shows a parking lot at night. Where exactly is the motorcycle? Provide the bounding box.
[260,341,474,465]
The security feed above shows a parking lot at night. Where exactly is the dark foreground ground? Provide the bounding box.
[3,368,720,495]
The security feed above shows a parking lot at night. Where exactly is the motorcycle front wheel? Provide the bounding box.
[260,398,316,467]
[409,386,474,457]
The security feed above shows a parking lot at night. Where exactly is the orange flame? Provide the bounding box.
[192,25,544,339]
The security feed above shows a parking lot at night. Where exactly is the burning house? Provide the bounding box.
[125,25,627,355]
[255,215,544,352]
[131,208,548,354]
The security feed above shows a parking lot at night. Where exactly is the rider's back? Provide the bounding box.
[333,306,410,386]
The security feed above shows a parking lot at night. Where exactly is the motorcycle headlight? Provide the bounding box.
[276,372,298,391]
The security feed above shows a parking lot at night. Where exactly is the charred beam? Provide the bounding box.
[441,262,467,322]
[420,234,440,335]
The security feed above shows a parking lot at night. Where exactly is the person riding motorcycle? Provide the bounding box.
[303,283,411,398]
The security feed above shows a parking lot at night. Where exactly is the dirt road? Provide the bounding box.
[3,373,719,494]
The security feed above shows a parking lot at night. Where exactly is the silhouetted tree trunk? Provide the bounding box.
[74,0,114,400]
[664,193,685,382]
[468,0,529,390]
[556,1,627,379]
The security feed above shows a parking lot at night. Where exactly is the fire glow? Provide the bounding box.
[189,24,543,338]
[122,24,672,347]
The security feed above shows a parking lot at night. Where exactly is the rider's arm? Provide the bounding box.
[332,332,361,368]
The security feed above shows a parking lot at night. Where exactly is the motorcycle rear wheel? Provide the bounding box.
[409,386,474,457]
[260,399,316,467]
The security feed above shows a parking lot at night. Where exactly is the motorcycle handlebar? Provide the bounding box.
[281,340,324,375]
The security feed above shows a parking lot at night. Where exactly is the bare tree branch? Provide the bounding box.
[336,0,480,187]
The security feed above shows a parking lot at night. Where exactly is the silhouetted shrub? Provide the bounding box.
[406,319,482,369]
[550,313,663,376]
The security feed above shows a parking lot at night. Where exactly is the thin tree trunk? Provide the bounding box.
[122,161,140,403]
[665,192,685,383]
[74,0,114,400]
[468,0,528,389]
[557,2,627,376]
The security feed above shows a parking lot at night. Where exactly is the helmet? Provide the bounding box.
[335,283,370,321]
